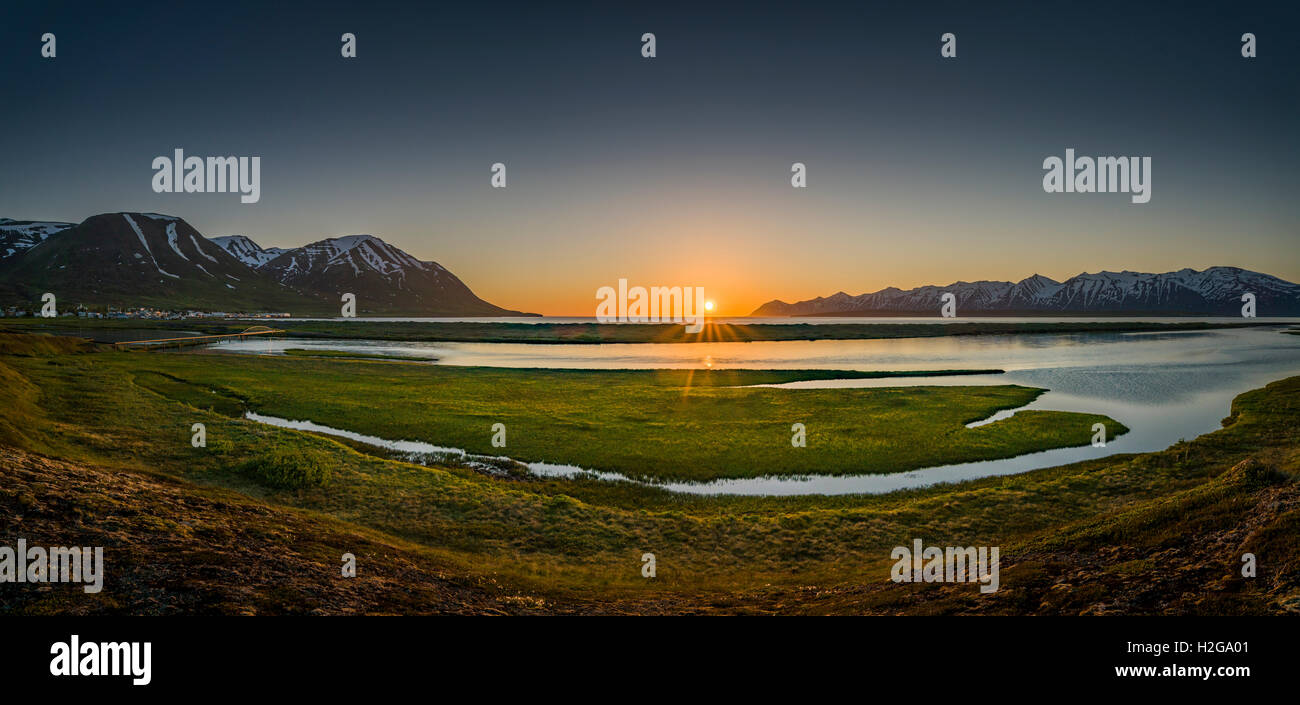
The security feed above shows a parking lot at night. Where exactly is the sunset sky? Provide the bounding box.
[1,0,1297,315]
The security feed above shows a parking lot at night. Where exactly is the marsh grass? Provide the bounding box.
[112,355,1125,482]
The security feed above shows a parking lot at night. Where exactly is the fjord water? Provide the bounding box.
[227,326,1300,495]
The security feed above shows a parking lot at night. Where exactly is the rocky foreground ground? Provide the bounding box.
[0,446,560,615]
[4,444,1297,615]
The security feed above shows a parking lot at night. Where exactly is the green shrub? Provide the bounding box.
[238,447,331,490]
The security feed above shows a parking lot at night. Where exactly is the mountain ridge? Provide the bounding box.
[752,268,1300,316]
[0,213,532,316]
[221,232,527,316]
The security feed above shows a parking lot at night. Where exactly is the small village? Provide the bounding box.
[0,306,291,320]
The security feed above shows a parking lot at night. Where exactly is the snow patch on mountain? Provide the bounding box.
[122,214,179,279]
[190,234,219,263]
[122,214,153,256]
[165,223,190,261]
[0,219,75,259]
[211,235,285,268]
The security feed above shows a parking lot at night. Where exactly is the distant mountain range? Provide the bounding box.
[0,213,530,315]
[752,268,1300,316]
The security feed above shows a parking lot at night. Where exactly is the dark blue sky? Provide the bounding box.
[2,0,1296,313]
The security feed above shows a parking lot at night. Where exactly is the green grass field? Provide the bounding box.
[115,352,1123,482]
[2,331,1296,613]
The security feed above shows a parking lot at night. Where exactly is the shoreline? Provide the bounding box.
[0,317,1289,345]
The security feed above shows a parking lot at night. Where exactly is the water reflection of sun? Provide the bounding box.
[677,320,749,397]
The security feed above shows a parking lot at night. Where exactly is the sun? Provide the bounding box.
[704,300,715,312]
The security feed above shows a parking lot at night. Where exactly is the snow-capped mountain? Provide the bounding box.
[0,213,310,311]
[0,219,74,259]
[0,212,527,315]
[255,233,523,315]
[751,268,1300,316]
[260,235,429,281]
[210,235,286,268]
[1005,273,1064,308]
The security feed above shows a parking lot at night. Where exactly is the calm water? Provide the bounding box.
[250,315,1299,326]
[228,326,1300,495]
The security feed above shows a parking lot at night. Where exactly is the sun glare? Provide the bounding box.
[704,300,715,312]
